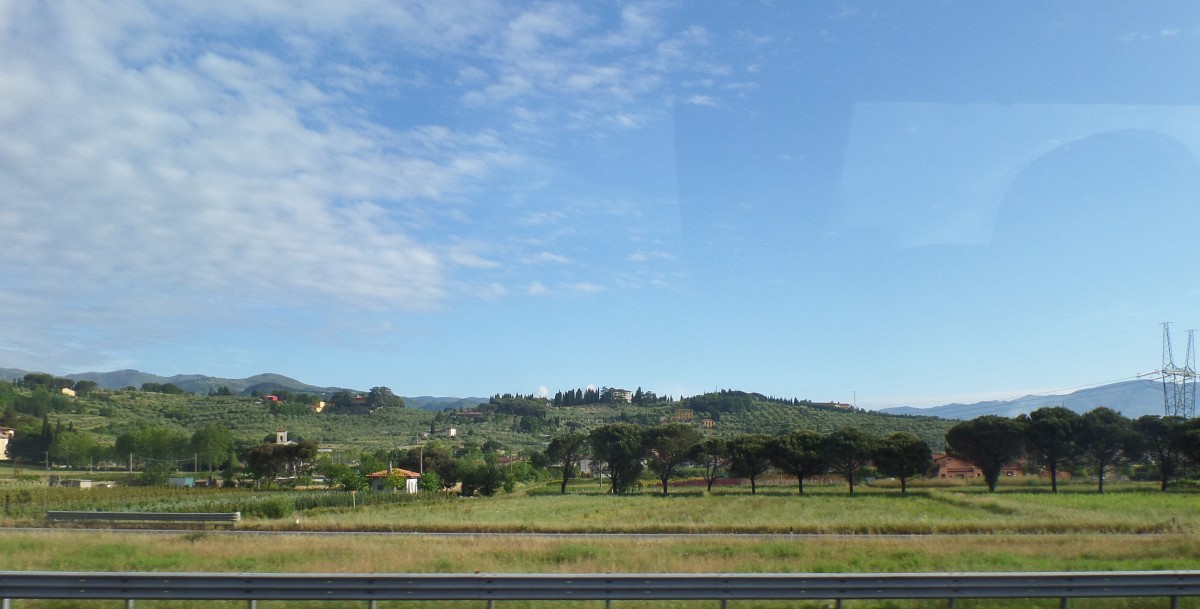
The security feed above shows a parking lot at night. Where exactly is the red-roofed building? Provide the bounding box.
[932,453,1024,479]
[366,466,421,494]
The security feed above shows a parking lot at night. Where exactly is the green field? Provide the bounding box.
[7,482,1200,609]
[6,479,1200,534]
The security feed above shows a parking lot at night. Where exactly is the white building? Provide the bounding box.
[0,428,13,460]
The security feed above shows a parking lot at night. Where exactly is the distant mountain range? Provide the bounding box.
[879,379,1169,420]
[0,367,485,411]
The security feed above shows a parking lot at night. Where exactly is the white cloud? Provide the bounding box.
[517,210,569,226]
[0,0,714,371]
[627,250,677,262]
[0,2,532,365]
[526,251,573,264]
[448,248,502,269]
[685,94,719,106]
[477,283,510,300]
[564,282,605,294]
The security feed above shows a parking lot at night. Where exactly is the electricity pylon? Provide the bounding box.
[1161,322,1198,418]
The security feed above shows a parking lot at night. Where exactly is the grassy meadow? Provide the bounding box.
[5,478,1200,534]
[6,482,1200,608]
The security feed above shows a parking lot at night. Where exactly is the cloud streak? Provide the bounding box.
[0,0,735,373]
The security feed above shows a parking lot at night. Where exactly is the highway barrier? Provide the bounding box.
[2,570,1198,608]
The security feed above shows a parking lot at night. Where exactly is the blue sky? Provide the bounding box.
[2,2,1199,408]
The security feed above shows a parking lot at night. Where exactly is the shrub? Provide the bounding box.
[245,496,294,519]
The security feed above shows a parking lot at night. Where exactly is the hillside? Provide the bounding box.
[64,369,354,396]
[0,367,484,410]
[4,383,955,453]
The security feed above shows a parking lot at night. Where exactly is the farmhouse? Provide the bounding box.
[366,466,421,494]
[931,453,1024,479]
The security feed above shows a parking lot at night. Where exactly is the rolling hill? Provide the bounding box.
[879,379,1168,420]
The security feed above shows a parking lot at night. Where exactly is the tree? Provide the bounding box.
[642,424,701,495]
[190,424,236,472]
[770,430,826,494]
[49,430,103,468]
[873,432,932,494]
[115,425,188,463]
[72,380,99,395]
[1134,415,1185,492]
[21,373,54,389]
[245,443,286,486]
[278,440,320,478]
[319,461,366,492]
[945,415,1026,492]
[329,391,355,410]
[1079,407,1138,493]
[823,427,877,494]
[417,470,442,492]
[367,386,404,409]
[545,432,588,494]
[458,457,507,497]
[1022,406,1081,493]
[588,423,644,494]
[689,437,728,492]
[141,460,174,486]
[727,434,772,494]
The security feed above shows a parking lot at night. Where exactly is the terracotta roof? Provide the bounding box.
[365,468,421,478]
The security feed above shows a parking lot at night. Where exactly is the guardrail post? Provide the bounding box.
[369,601,377,609]
[948,599,955,608]
[3,597,10,609]
[720,599,728,609]
[487,600,494,609]
[125,599,134,609]
[1171,596,1179,609]
[1060,597,1068,609]
[248,600,256,609]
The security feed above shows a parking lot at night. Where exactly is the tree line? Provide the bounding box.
[542,406,1200,496]
[545,423,932,496]
[944,406,1200,493]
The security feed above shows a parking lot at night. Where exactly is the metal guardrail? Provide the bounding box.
[1,571,1199,606]
[44,511,241,524]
